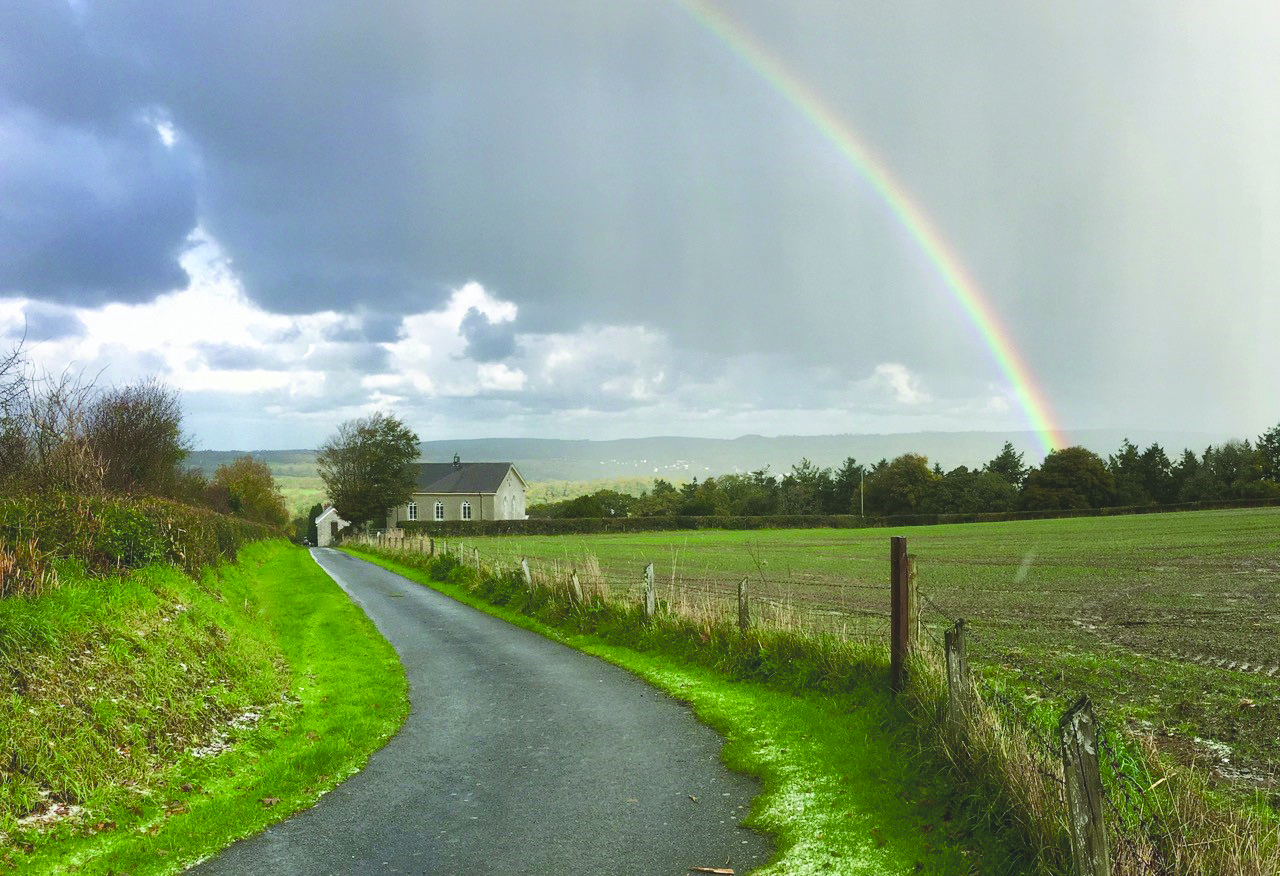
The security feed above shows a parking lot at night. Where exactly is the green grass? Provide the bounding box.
[2,541,407,874]
[350,546,1030,875]
[450,508,1280,796]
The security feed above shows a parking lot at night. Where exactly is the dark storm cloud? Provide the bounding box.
[0,1,198,305]
[459,308,516,362]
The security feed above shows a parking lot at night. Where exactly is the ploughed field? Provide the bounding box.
[459,508,1280,796]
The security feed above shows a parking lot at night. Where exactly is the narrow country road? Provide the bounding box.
[188,548,772,876]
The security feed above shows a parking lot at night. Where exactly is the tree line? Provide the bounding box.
[0,338,288,527]
[529,429,1280,520]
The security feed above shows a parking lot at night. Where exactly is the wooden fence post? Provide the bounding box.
[428,536,435,556]
[1060,696,1110,876]
[520,557,533,588]
[908,555,920,646]
[738,576,750,633]
[643,563,656,620]
[569,570,584,604]
[890,536,910,692]
[944,619,973,731]
[473,547,480,571]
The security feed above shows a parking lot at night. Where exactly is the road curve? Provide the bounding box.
[188,548,771,876]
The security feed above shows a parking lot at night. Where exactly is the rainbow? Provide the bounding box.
[674,0,1067,455]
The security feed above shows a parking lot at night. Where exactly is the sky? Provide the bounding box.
[1,0,1277,452]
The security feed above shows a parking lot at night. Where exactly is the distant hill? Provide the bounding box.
[189,428,1237,486]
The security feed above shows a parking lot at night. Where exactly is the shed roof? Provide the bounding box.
[412,462,524,495]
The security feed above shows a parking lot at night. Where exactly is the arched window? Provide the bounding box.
[462,501,472,520]
[406,501,417,521]
[434,501,444,521]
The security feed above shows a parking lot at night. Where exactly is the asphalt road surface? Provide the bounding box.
[188,548,772,876]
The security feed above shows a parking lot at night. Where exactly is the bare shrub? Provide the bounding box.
[88,378,191,495]
[8,367,104,495]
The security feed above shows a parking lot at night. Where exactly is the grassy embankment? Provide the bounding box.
[1,538,406,875]
[349,544,1034,875]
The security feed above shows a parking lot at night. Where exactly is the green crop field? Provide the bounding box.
[454,507,1280,800]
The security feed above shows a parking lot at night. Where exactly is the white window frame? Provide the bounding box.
[462,501,472,520]
[406,501,417,521]
[434,501,444,521]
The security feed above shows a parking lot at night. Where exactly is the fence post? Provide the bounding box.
[890,536,909,692]
[908,555,920,646]
[1060,696,1110,876]
[473,547,480,571]
[737,576,750,633]
[569,570,583,604]
[520,557,533,588]
[428,536,435,556]
[944,619,973,731]
[643,563,656,620]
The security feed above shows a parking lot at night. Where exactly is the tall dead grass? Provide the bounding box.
[0,537,57,599]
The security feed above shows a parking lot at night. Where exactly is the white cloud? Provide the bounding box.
[869,363,932,405]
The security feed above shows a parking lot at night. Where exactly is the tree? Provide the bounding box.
[863,453,940,516]
[925,466,1017,514]
[779,458,826,515]
[88,378,191,495]
[316,412,420,529]
[984,441,1028,489]
[832,457,864,514]
[213,455,289,526]
[1022,446,1115,510]
[306,502,324,544]
[1258,422,1280,484]
[1136,443,1175,504]
[1108,438,1151,507]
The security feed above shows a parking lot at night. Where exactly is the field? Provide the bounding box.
[454,508,1280,799]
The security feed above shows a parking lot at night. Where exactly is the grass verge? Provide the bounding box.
[348,545,1036,875]
[2,541,407,875]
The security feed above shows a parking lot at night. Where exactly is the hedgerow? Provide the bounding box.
[0,494,276,595]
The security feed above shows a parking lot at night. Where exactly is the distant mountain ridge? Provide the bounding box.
[188,429,1238,484]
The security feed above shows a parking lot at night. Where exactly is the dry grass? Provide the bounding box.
[0,537,57,599]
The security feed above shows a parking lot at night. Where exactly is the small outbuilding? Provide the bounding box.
[386,455,528,527]
[314,505,351,547]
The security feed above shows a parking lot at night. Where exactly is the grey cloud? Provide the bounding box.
[199,344,282,371]
[18,302,86,341]
[459,308,516,362]
[4,1,1278,440]
[360,313,405,344]
[0,113,197,304]
[0,1,197,304]
[199,340,390,374]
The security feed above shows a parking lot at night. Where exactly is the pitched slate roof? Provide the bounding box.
[412,462,523,494]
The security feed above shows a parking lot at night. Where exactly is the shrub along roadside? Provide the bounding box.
[0,494,276,589]
[2,541,408,875]
[348,545,1042,874]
